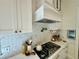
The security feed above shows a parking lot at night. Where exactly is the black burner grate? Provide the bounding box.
[34,42,61,59]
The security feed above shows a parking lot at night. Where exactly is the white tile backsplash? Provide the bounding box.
[32,23,62,46]
[47,23,62,30]
[0,33,32,59]
[32,23,51,46]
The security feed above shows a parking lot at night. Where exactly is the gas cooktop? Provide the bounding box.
[34,42,61,59]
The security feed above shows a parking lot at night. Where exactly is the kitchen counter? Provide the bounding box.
[48,41,67,59]
[8,53,40,59]
[8,41,67,59]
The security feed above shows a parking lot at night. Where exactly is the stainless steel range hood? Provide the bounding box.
[35,3,62,23]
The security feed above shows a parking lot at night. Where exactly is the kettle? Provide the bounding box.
[23,40,32,56]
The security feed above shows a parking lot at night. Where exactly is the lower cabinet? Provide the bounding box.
[67,41,75,59]
[51,47,67,59]
[56,48,67,59]
[57,48,67,59]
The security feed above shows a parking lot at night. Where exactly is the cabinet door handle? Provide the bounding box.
[19,30,22,33]
[15,30,17,33]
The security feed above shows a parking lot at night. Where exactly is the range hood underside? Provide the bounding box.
[36,18,60,23]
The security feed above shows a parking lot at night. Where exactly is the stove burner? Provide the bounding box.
[34,42,60,59]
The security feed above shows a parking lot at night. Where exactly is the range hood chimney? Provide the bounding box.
[35,3,62,23]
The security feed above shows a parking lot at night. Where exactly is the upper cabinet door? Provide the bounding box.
[17,0,32,33]
[0,0,17,32]
[45,0,53,5]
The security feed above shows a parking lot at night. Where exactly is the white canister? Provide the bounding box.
[36,45,42,51]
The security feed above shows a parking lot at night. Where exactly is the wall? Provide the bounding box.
[61,0,77,59]
[61,0,76,39]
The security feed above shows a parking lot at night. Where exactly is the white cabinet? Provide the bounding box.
[57,48,67,59]
[17,0,32,33]
[45,0,61,11]
[35,0,61,12]
[48,47,67,59]
[53,0,61,11]
[67,41,75,59]
[45,0,53,5]
[0,0,17,32]
[0,0,32,33]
